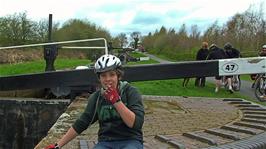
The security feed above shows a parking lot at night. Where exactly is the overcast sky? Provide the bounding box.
[0,0,265,36]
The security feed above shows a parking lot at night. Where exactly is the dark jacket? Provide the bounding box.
[207,47,227,60]
[196,48,209,60]
[225,48,241,58]
[72,81,144,142]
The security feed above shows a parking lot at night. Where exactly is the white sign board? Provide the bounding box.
[139,57,150,61]
[219,57,266,76]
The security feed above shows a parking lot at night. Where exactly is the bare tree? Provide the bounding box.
[177,24,190,50]
[130,31,141,49]
[203,21,222,46]
[190,25,200,40]
[116,33,128,47]
[190,25,201,48]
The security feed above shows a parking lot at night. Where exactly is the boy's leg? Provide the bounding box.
[93,141,111,149]
[119,140,143,149]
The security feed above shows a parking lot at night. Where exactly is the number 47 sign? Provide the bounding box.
[219,57,266,76]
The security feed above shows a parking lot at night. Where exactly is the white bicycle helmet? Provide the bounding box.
[263,44,266,49]
[94,54,122,73]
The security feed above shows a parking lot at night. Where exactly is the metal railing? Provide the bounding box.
[0,38,109,54]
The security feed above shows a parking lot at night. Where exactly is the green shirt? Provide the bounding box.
[72,81,144,142]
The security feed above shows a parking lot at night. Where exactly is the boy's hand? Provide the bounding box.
[103,87,121,104]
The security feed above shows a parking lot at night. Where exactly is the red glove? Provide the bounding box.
[103,87,121,104]
[45,143,59,149]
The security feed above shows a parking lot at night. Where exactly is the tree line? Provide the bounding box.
[0,12,113,47]
[0,3,265,61]
[142,4,265,60]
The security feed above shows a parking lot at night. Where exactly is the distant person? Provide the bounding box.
[195,42,209,87]
[207,44,227,93]
[118,53,127,65]
[258,44,266,56]
[108,42,114,54]
[251,44,266,88]
[223,42,241,92]
[224,42,241,58]
[45,54,144,149]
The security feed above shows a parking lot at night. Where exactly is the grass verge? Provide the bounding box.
[0,59,90,76]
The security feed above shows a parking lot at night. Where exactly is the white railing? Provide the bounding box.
[0,38,109,54]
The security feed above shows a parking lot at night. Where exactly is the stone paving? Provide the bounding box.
[35,95,241,149]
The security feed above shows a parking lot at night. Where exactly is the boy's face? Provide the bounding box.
[99,70,119,89]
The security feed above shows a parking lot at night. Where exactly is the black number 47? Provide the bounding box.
[225,64,235,71]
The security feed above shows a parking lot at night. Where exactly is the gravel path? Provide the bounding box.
[141,52,172,64]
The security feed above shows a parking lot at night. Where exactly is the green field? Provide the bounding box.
[0,59,90,76]
[131,78,266,106]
